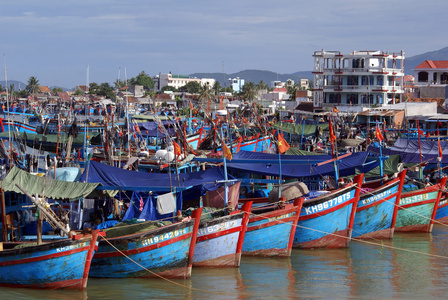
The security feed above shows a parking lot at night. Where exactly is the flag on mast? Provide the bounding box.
[222,142,232,161]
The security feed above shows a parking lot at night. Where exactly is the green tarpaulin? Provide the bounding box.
[0,167,101,201]
[285,148,323,155]
[0,131,101,146]
[272,122,329,136]
[355,154,401,178]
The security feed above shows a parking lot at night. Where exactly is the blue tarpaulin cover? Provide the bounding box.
[122,191,183,221]
[368,138,448,164]
[81,160,230,193]
[137,122,176,137]
[225,150,372,178]
[80,161,232,221]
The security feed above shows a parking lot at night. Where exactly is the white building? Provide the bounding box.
[229,77,245,93]
[154,73,215,91]
[313,50,405,112]
[414,60,448,86]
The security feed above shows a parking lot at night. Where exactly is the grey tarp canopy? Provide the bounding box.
[1,167,101,201]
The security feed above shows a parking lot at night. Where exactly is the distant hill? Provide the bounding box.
[190,69,313,86]
[0,80,27,91]
[405,46,448,74]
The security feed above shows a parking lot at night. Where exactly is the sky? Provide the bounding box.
[1,0,447,89]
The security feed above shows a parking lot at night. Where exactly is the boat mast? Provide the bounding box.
[3,54,12,168]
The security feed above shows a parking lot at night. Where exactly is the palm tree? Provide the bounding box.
[212,81,221,95]
[26,76,40,94]
[256,80,269,91]
[199,82,212,110]
[286,84,298,101]
[241,81,256,101]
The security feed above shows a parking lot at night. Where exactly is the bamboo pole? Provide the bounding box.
[15,184,71,237]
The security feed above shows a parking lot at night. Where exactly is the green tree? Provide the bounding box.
[0,85,4,92]
[9,84,15,96]
[89,82,100,94]
[199,82,212,108]
[97,82,116,100]
[255,80,269,91]
[130,71,155,90]
[74,89,84,96]
[52,87,63,93]
[18,89,29,98]
[160,85,177,93]
[26,76,40,94]
[179,81,201,94]
[212,81,221,95]
[286,84,298,101]
[114,79,126,90]
[240,81,256,101]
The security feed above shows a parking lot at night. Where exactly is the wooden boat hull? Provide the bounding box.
[396,178,447,233]
[0,231,100,290]
[242,199,303,257]
[90,208,202,279]
[0,119,37,133]
[435,196,448,223]
[353,172,406,239]
[294,175,363,249]
[193,203,251,268]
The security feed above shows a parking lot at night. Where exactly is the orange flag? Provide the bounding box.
[333,107,340,113]
[219,96,224,110]
[207,99,210,114]
[439,140,443,159]
[190,101,194,111]
[222,142,232,161]
[278,134,290,154]
[329,118,336,142]
[242,117,248,124]
[173,141,181,157]
[376,125,384,142]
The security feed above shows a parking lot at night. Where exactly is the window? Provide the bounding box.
[418,72,428,83]
[347,76,358,86]
[377,76,383,86]
[348,94,358,105]
[441,73,448,84]
[328,94,338,103]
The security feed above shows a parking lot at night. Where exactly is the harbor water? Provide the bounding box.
[3,224,448,299]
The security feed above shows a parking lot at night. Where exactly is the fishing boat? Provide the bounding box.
[193,201,251,268]
[395,177,447,232]
[352,170,406,239]
[0,231,101,289]
[293,174,363,249]
[90,208,202,279]
[240,197,303,257]
[435,189,448,224]
[81,161,241,275]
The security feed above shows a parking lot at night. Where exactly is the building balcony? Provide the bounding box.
[314,68,403,76]
[320,85,404,93]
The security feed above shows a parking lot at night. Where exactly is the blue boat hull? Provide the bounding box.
[436,197,448,223]
[352,178,402,239]
[242,199,302,257]
[0,231,99,289]
[294,177,362,249]
[193,210,248,268]
[90,212,201,279]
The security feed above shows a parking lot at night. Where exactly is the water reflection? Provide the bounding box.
[291,248,351,298]
[239,256,295,299]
